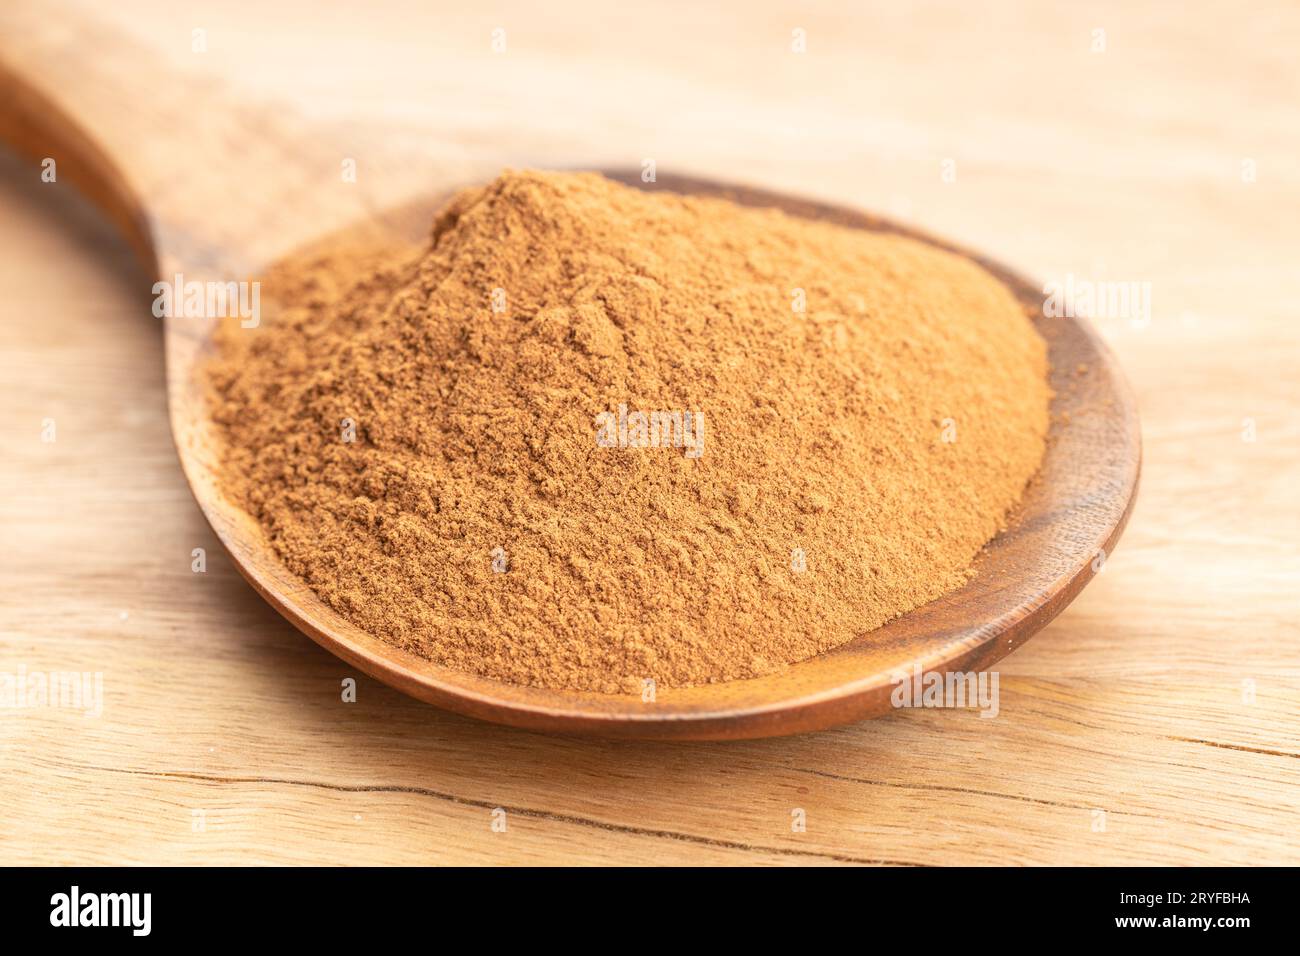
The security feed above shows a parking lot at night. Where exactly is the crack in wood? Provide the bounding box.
[79,763,923,866]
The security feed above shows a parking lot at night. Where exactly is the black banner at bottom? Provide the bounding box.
[0,866,1273,941]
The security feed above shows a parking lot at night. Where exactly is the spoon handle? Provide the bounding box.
[0,3,489,279]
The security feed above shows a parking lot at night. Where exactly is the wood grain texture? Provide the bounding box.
[1,0,1297,862]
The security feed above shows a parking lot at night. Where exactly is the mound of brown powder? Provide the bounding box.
[207,170,1050,693]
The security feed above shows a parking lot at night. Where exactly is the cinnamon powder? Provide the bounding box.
[207,170,1050,693]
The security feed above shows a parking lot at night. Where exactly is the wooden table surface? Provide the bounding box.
[1,0,1297,865]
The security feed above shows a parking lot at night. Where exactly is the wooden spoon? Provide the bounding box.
[0,18,1140,740]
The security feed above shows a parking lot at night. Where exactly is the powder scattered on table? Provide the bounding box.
[206,170,1050,693]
